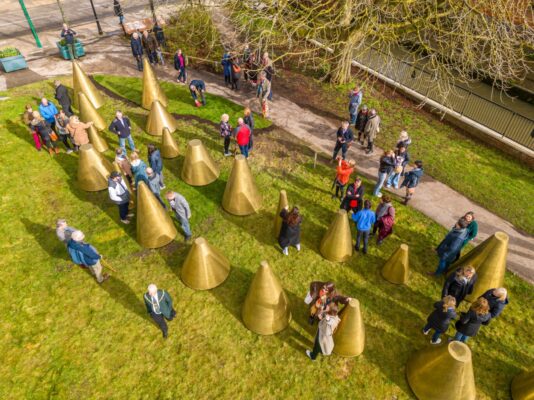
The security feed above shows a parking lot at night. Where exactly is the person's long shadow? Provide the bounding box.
[210,265,254,323]
[99,275,150,322]
[20,217,70,261]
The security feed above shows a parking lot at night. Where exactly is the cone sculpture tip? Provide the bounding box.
[142,58,169,109]
[381,243,410,285]
[274,190,289,237]
[88,124,109,152]
[72,61,104,109]
[78,92,106,131]
[181,139,220,186]
[161,127,180,158]
[320,209,352,262]
[77,143,113,191]
[222,155,262,216]
[146,100,177,136]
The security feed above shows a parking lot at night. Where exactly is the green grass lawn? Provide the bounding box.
[0,77,532,399]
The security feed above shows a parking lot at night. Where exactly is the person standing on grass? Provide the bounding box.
[340,178,364,213]
[363,108,380,154]
[453,297,491,343]
[144,284,176,339]
[332,157,356,200]
[220,113,233,157]
[278,206,302,256]
[67,230,109,283]
[374,195,395,245]
[396,130,412,149]
[221,51,232,86]
[332,121,354,161]
[146,168,166,208]
[400,160,424,205]
[166,191,192,241]
[355,105,369,144]
[109,110,136,152]
[243,108,255,151]
[55,110,74,153]
[147,144,165,189]
[31,112,59,156]
[422,295,457,345]
[442,266,477,306]
[54,80,73,116]
[373,149,395,197]
[306,281,351,325]
[108,171,133,224]
[141,30,158,65]
[174,49,187,83]
[234,118,251,158]
[480,288,509,322]
[130,152,149,188]
[306,304,340,361]
[386,146,410,190]
[258,71,272,118]
[348,86,363,125]
[432,218,469,276]
[455,211,478,260]
[189,79,206,107]
[352,199,376,254]
[39,98,59,132]
[23,104,42,151]
[56,219,78,246]
[66,115,92,151]
[115,148,133,187]
[130,32,144,71]
[60,23,77,59]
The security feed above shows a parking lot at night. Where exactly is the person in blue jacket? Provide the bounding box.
[189,79,206,106]
[351,199,376,254]
[400,160,423,205]
[221,51,232,86]
[432,218,468,276]
[147,143,165,189]
[480,288,509,322]
[130,32,143,71]
[38,98,59,131]
[67,230,109,283]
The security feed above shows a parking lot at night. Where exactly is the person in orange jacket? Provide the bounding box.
[332,156,356,200]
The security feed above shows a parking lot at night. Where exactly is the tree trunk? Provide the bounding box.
[330,29,363,84]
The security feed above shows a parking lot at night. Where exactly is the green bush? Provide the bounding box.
[57,38,80,46]
[0,47,20,58]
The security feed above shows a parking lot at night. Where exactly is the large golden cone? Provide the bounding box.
[77,144,113,191]
[242,260,291,335]
[146,100,177,136]
[112,161,134,206]
[320,209,352,262]
[273,190,289,238]
[448,232,508,302]
[181,139,219,186]
[512,369,534,400]
[161,127,179,159]
[78,92,106,131]
[381,244,409,284]
[87,124,109,152]
[222,155,262,216]
[333,299,365,357]
[142,57,168,109]
[136,181,177,248]
[406,341,476,400]
[72,60,104,109]
[181,237,230,290]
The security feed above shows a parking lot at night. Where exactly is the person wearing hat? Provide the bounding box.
[56,219,78,245]
[396,130,412,149]
[67,230,109,283]
[143,284,176,338]
[400,160,424,205]
[108,171,133,224]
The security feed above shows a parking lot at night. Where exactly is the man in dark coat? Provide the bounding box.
[144,284,176,338]
[60,23,77,59]
[54,80,73,116]
[109,110,136,152]
[432,218,468,276]
[113,0,124,25]
[332,121,354,161]
[355,106,369,144]
[442,266,477,306]
[153,23,165,49]
[141,30,158,65]
[130,32,143,71]
[189,79,206,106]
[340,178,364,212]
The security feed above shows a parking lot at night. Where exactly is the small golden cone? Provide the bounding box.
[320,209,352,262]
[242,260,291,335]
[181,139,219,186]
[406,341,476,400]
[142,58,168,109]
[512,369,534,400]
[72,60,104,109]
[181,237,230,290]
[381,244,410,284]
[273,190,289,238]
[161,127,179,159]
[77,144,113,191]
[222,155,262,216]
[78,92,106,131]
[448,232,508,301]
[333,299,365,357]
[146,100,177,136]
[87,124,109,152]
[136,181,177,248]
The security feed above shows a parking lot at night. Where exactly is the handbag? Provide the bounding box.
[304,292,313,305]
[49,132,59,141]
[395,165,403,174]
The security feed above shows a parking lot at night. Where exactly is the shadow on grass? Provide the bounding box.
[99,275,150,322]
[210,265,254,323]
[20,217,70,261]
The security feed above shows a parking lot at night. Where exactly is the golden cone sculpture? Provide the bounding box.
[112,161,134,205]
[242,260,291,335]
[136,181,177,248]
[381,244,410,284]
[406,341,476,400]
[87,124,109,152]
[181,139,219,186]
[222,155,262,216]
[512,369,534,400]
[78,92,106,131]
[161,127,179,158]
[146,100,177,136]
[320,209,352,262]
[72,61,104,109]
[142,58,168,109]
[448,232,509,302]
[77,144,113,191]
[181,237,230,290]
[273,190,289,237]
[333,299,365,357]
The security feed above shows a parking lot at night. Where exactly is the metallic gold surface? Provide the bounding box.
[181,237,231,290]
[242,260,291,335]
[78,92,106,131]
[320,209,353,262]
[142,58,168,110]
[161,127,179,158]
[146,100,177,136]
[273,190,288,238]
[181,139,219,186]
[222,155,262,216]
[406,342,476,400]
[333,299,365,357]
[72,61,104,109]
[381,244,409,284]
[512,369,534,400]
[449,232,509,302]
[136,181,177,248]
[87,124,109,152]
[77,144,113,191]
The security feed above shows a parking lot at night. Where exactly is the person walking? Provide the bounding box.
[306,281,351,325]
[234,118,251,158]
[220,113,233,157]
[146,168,166,208]
[258,71,272,118]
[221,51,232,86]
[373,150,395,197]
[453,297,491,343]
[422,295,457,345]
[130,32,144,71]
[189,79,206,107]
[130,152,149,188]
[396,130,412,149]
[38,98,59,132]
[456,212,478,260]
[332,157,356,200]
[56,219,77,245]
[109,110,136,152]
[230,55,242,91]
[480,288,509,321]
[432,218,469,276]
[54,80,73,116]
[113,0,124,25]
[340,178,364,213]
[332,121,354,161]
[66,115,92,151]
[355,105,369,144]
[352,199,376,254]
[386,146,410,189]
[153,22,166,49]
[262,52,274,100]
[348,86,363,125]
[442,266,478,306]
[174,49,187,83]
[306,304,340,361]
[108,171,133,224]
[147,144,165,189]
[114,148,133,187]
[363,109,380,154]
[166,191,192,240]
[31,111,59,155]
[60,23,77,59]
[54,109,74,153]
[143,284,176,339]
[23,104,42,151]
[243,108,255,151]
[67,230,109,283]
[278,206,302,256]
[141,30,158,65]
[374,195,395,245]
[400,160,424,205]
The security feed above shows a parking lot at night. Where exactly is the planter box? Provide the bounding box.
[56,41,85,60]
[0,54,28,72]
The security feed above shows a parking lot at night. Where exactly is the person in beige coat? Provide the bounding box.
[363,108,380,154]
[66,115,93,150]
[306,304,341,360]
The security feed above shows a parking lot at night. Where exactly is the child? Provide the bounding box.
[332,157,356,200]
[114,148,133,187]
[422,295,457,344]
[453,297,491,343]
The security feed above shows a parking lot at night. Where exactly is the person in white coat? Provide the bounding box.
[108,171,133,224]
[306,304,341,360]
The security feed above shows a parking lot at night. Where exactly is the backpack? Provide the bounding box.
[232,64,241,73]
